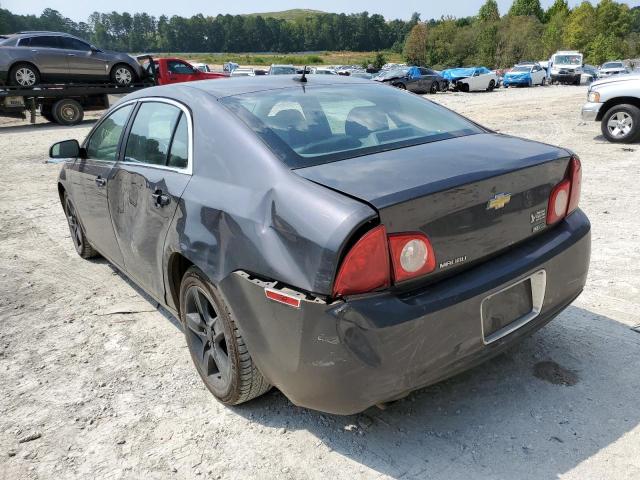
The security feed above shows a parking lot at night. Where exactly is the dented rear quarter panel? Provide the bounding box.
[147,84,377,310]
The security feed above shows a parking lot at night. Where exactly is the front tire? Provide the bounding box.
[63,193,98,259]
[393,82,406,90]
[601,104,640,144]
[487,79,496,91]
[111,64,136,86]
[180,267,271,405]
[430,81,439,94]
[9,63,40,87]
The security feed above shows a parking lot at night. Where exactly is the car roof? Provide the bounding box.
[11,31,76,38]
[133,75,376,99]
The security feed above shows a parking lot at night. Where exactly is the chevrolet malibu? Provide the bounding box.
[51,75,590,415]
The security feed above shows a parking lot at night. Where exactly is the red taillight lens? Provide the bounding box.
[332,225,391,297]
[567,156,581,214]
[388,233,436,283]
[547,155,582,225]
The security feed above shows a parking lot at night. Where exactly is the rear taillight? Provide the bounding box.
[332,226,439,297]
[388,233,436,283]
[332,225,390,297]
[547,155,582,225]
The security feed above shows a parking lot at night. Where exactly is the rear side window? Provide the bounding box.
[168,115,188,169]
[28,36,60,48]
[86,104,134,162]
[221,84,483,168]
[125,102,181,166]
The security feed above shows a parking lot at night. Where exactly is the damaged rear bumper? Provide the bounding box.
[221,210,591,415]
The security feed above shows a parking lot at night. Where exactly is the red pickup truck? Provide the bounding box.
[138,56,227,85]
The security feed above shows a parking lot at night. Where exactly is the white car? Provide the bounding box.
[599,61,629,77]
[192,62,212,73]
[445,67,498,92]
[231,68,255,77]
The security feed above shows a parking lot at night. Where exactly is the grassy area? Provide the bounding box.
[170,51,405,68]
[242,9,325,21]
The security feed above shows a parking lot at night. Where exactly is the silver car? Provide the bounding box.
[0,31,143,87]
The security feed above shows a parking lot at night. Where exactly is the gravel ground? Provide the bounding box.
[0,85,639,480]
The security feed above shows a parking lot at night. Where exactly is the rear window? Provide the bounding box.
[220,84,483,168]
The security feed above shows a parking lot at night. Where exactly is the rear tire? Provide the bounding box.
[9,63,40,87]
[393,82,406,90]
[52,99,84,126]
[541,77,547,86]
[180,267,271,405]
[600,104,640,144]
[63,193,98,259]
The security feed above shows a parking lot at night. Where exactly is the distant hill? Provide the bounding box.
[243,9,326,21]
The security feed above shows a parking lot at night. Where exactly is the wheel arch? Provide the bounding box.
[597,96,640,121]
[57,182,66,206]
[166,251,195,312]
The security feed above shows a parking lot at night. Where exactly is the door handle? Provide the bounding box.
[67,53,75,56]
[95,176,106,187]
[152,190,170,207]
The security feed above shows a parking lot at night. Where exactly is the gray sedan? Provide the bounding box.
[0,31,143,87]
[50,75,590,414]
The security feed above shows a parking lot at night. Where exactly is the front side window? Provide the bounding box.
[60,37,91,51]
[221,84,483,168]
[28,36,61,48]
[124,102,186,167]
[167,61,195,75]
[86,104,134,162]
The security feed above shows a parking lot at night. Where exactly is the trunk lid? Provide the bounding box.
[296,133,571,280]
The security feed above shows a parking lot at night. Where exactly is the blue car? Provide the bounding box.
[503,63,548,87]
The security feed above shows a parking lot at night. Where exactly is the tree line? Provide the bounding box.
[405,0,640,68]
[0,1,639,67]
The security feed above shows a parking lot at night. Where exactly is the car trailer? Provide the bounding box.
[0,82,153,126]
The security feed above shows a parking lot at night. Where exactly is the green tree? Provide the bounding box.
[542,2,569,56]
[403,22,428,65]
[543,0,569,23]
[509,0,544,22]
[479,0,500,22]
[565,1,596,53]
[496,15,544,67]
[374,52,387,69]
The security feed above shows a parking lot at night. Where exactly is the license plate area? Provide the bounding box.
[481,270,546,344]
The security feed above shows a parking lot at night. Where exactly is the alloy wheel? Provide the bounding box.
[184,286,231,391]
[115,67,132,85]
[65,197,83,254]
[607,112,633,139]
[16,67,36,87]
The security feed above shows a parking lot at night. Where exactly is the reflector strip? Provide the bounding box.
[265,288,301,308]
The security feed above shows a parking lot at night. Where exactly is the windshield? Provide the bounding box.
[512,66,532,72]
[554,55,582,65]
[602,62,624,69]
[220,84,484,168]
[270,66,297,75]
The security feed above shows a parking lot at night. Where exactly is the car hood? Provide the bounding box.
[591,72,640,88]
[295,133,568,209]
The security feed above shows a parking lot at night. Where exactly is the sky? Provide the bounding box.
[2,0,639,22]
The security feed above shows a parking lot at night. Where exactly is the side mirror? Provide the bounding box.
[50,139,83,159]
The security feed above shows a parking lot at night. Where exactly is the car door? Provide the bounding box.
[165,60,200,84]
[532,65,544,84]
[23,35,69,80]
[108,99,192,299]
[70,103,135,267]
[58,36,108,80]
[419,68,434,92]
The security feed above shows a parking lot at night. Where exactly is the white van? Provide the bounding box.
[549,51,583,85]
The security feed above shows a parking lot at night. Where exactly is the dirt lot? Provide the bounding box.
[1,85,639,480]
